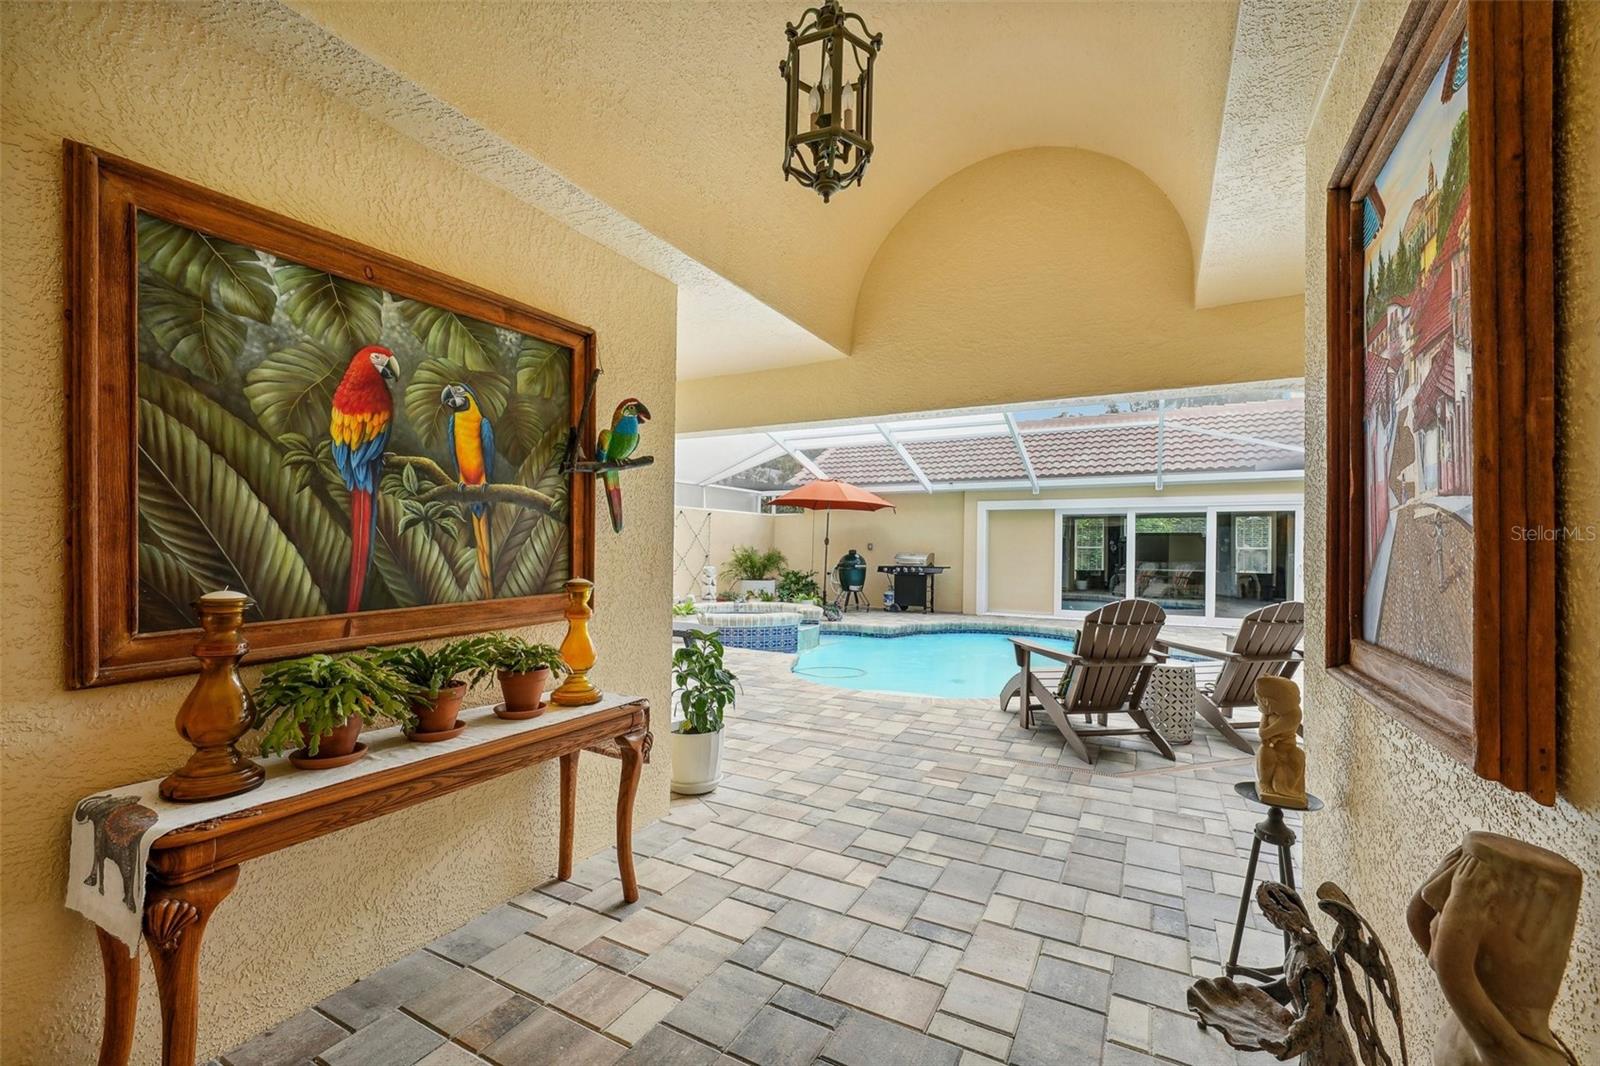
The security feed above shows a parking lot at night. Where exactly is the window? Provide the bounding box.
[1074,518,1106,572]
[1235,515,1273,573]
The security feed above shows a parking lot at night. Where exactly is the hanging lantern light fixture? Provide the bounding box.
[779,1,883,203]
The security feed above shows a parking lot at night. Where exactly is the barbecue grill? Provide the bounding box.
[833,549,869,612]
[878,552,950,613]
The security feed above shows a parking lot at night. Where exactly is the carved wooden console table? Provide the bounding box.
[89,696,650,1066]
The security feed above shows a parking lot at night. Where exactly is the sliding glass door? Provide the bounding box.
[1215,511,1298,617]
[1060,514,1127,611]
[1131,513,1207,616]
[1034,499,1303,626]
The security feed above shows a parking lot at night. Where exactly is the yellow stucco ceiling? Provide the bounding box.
[282,2,1247,348]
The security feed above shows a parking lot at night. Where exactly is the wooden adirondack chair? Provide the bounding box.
[1157,601,1305,754]
[1006,599,1175,764]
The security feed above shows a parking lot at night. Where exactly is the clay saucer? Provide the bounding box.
[289,742,368,770]
[406,720,467,743]
[493,699,551,721]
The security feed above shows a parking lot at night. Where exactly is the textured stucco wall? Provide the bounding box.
[677,148,1306,433]
[1302,1,1600,1056]
[0,4,676,1062]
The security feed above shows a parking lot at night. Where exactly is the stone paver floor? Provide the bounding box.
[222,646,1298,1066]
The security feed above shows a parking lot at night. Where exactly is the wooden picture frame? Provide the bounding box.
[1325,1,1556,803]
[64,142,597,688]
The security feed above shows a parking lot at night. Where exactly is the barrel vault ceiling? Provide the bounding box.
[219,0,1351,380]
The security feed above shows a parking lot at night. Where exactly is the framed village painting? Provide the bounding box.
[1324,1,1556,803]
[64,142,596,688]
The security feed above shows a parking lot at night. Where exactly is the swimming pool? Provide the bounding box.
[792,631,1078,698]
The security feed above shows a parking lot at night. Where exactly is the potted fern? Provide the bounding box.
[481,634,566,719]
[254,653,418,769]
[670,632,737,795]
[373,638,496,740]
[726,545,786,600]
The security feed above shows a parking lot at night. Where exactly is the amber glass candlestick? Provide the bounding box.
[552,578,602,706]
[160,590,266,802]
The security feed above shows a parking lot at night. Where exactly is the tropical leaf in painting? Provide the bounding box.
[138,540,208,631]
[498,510,569,598]
[137,473,247,602]
[140,275,246,382]
[494,394,546,468]
[244,340,345,438]
[515,337,568,398]
[372,492,472,606]
[396,300,503,372]
[137,214,277,323]
[402,357,511,450]
[141,367,349,612]
[492,422,570,595]
[274,264,383,353]
[138,396,326,619]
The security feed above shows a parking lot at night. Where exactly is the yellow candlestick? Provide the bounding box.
[552,578,602,706]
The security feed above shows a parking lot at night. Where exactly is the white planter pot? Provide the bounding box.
[736,579,777,599]
[670,727,725,795]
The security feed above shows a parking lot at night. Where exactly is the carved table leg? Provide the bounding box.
[559,750,578,882]
[144,866,239,1066]
[615,730,648,903]
[96,926,139,1066]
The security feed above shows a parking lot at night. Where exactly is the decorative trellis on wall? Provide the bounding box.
[673,509,711,599]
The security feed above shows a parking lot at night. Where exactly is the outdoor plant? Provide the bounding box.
[481,633,566,718]
[254,653,418,756]
[671,633,738,735]
[726,545,786,583]
[480,633,567,676]
[672,600,698,617]
[775,568,821,603]
[372,637,496,698]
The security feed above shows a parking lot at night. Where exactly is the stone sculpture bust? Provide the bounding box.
[1406,832,1583,1066]
[1254,676,1306,808]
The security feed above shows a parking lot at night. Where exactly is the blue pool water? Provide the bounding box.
[793,631,1078,698]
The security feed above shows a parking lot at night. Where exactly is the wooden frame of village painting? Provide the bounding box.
[64,142,597,688]
[1325,0,1556,803]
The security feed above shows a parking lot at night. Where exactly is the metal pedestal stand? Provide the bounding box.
[1224,781,1324,989]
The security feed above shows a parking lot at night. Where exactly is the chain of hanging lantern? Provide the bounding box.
[778,1,883,202]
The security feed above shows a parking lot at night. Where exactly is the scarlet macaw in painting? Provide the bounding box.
[330,345,399,612]
[441,382,496,595]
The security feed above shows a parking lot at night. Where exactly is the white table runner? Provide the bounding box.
[68,694,642,954]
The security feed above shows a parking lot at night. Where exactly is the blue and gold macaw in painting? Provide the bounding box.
[598,398,651,533]
[440,383,495,595]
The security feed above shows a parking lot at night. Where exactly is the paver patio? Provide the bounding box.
[222,646,1295,1066]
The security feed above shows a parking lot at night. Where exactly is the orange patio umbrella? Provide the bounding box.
[767,479,895,590]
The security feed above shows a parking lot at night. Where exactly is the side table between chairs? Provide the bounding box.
[1225,780,1323,986]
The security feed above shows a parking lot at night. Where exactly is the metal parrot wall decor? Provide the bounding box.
[561,367,655,533]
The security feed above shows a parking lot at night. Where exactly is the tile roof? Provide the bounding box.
[801,400,1304,487]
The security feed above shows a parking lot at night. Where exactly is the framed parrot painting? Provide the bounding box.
[64,143,596,687]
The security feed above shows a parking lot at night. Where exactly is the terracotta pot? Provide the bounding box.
[411,681,466,736]
[497,667,551,718]
[299,715,363,758]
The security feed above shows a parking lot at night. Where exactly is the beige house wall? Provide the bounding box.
[771,493,967,610]
[1302,0,1600,1050]
[959,480,1305,614]
[982,510,1058,615]
[673,506,785,599]
[0,5,677,1062]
